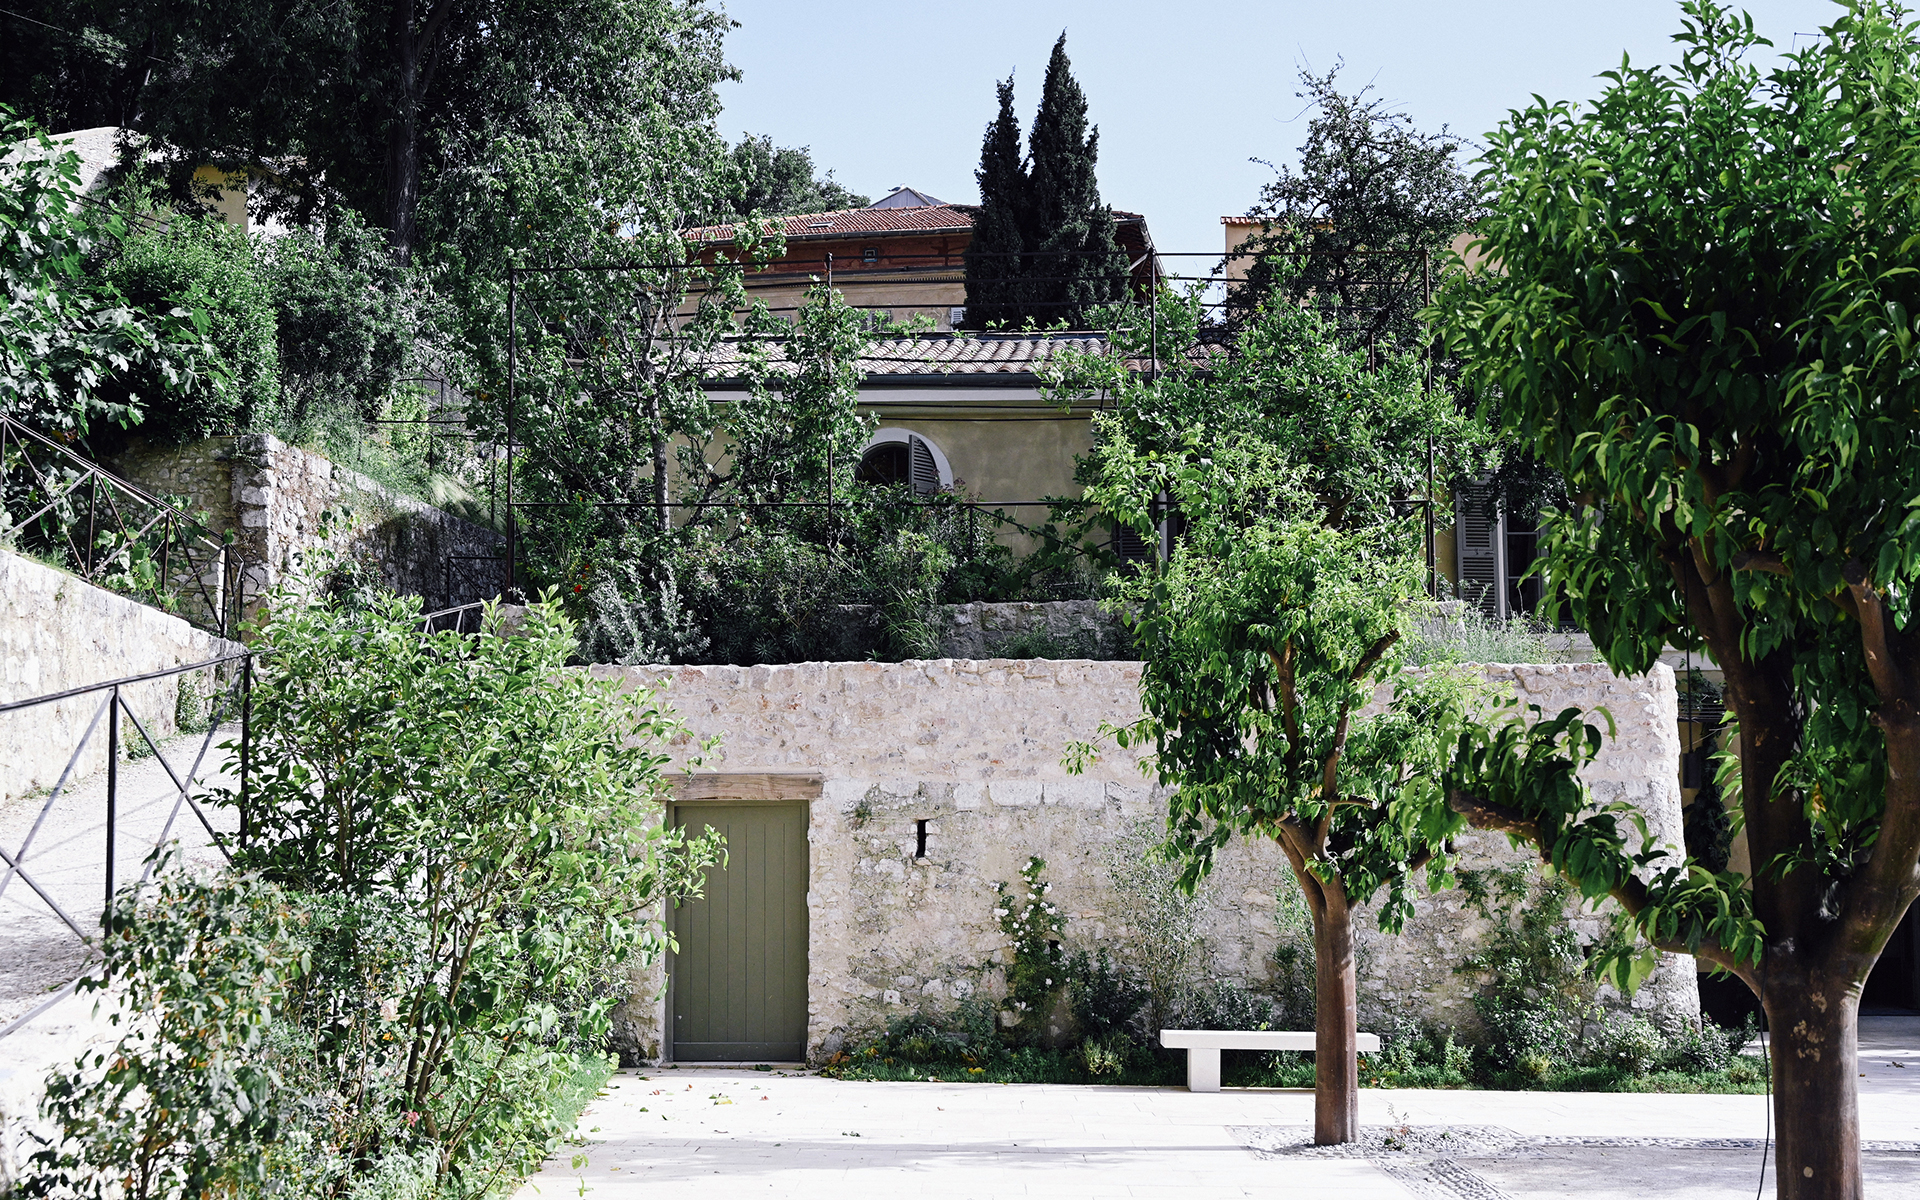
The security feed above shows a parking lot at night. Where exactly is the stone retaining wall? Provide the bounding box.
[597,658,1696,1064]
[0,550,242,807]
[110,434,502,621]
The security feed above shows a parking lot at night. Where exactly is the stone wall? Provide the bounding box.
[940,600,1127,659]
[110,434,503,621]
[597,657,1695,1064]
[0,550,242,807]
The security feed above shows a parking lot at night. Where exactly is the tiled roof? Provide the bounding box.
[702,333,1107,381]
[687,205,976,243]
[688,205,1150,244]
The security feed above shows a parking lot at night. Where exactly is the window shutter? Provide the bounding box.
[908,435,940,496]
[1455,481,1507,619]
[1112,523,1154,563]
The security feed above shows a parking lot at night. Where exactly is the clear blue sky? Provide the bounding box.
[716,0,1841,257]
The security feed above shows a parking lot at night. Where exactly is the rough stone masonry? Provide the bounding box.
[596,658,1697,1064]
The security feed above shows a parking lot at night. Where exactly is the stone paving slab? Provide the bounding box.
[0,725,239,1028]
[515,1072,1920,1200]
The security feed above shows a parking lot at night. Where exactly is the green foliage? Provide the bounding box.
[1099,816,1205,1033]
[1456,867,1599,1075]
[103,216,281,441]
[714,134,868,219]
[1402,601,1556,667]
[28,869,301,1200]
[1233,65,1478,353]
[261,211,426,432]
[962,35,1129,330]
[43,572,729,1197]
[0,106,224,437]
[1450,864,1759,1089]
[1065,949,1148,1041]
[1435,698,1765,994]
[872,530,954,660]
[992,856,1067,1037]
[1430,0,1920,1021]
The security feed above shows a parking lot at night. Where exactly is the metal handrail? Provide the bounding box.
[1,415,244,638]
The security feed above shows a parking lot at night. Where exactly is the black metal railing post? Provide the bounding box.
[104,684,118,932]
[240,653,253,849]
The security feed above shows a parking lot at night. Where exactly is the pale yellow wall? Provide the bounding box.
[191,165,250,231]
[858,411,1092,555]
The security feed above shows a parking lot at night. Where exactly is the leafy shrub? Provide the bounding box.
[225,581,723,1188]
[1101,818,1205,1034]
[1175,980,1282,1032]
[261,212,422,430]
[1066,949,1148,1040]
[19,577,725,1199]
[993,856,1067,1040]
[1403,598,1554,666]
[1594,1016,1666,1077]
[1456,867,1597,1075]
[1661,1012,1756,1074]
[28,869,299,1200]
[873,529,953,659]
[104,216,281,441]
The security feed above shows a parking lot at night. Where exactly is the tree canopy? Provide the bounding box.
[0,107,222,436]
[1234,66,1477,355]
[1429,3,1920,1194]
[713,134,868,219]
[963,35,1129,329]
[1061,287,1485,1143]
[2,1,737,264]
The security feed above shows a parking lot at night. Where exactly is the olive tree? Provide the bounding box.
[1431,3,1920,1194]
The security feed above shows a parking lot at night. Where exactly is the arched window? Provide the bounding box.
[854,428,951,496]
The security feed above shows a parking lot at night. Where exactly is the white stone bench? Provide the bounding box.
[1159,1029,1382,1092]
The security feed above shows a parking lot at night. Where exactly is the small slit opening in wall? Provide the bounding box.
[915,819,928,859]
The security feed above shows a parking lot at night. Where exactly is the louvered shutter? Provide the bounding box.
[909,435,940,496]
[1112,523,1154,563]
[1455,481,1507,619]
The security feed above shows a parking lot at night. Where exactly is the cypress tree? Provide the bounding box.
[963,77,1028,329]
[1023,34,1127,328]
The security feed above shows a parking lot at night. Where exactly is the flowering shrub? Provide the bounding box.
[993,856,1067,1039]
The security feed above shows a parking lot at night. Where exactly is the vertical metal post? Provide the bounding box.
[1149,291,1159,385]
[239,654,253,849]
[84,473,98,577]
[1423,249,1437,599]
[104,685,118,930]
[505,265,518,599]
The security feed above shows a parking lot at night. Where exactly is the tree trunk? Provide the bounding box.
[384,1,424,264]
[1763,965,1863,1200]
[1311,888,1359,1145]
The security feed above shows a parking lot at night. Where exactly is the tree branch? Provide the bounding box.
[1446,788,1757,987]
[1731,549,1790,577]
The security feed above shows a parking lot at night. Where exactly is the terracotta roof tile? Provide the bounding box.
[688,205,1150,244]
[702,333,1106,380]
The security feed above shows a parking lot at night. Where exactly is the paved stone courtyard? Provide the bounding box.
[517,1064,1920,1200]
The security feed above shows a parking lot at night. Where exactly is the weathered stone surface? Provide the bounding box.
[1,550,242,807]
[941,600,1128,660]
[110,434,503,621]
[597,658,1697,1064]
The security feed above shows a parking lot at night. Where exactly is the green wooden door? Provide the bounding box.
[670,802,809,1061]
